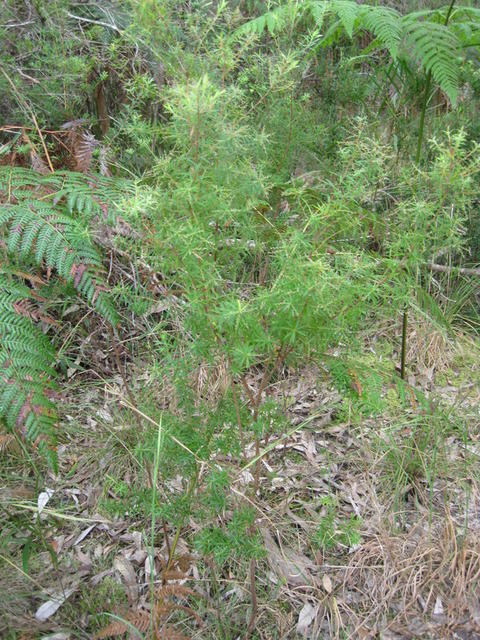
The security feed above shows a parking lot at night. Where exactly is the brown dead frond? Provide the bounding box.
[95,576,200,639]
[72,130,98,173]
[1,123,101,172]
[155,584,196,600]
[95,610,151,638]
[95,609,190,639]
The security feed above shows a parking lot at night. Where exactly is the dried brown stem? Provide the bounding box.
[245,558,258,640]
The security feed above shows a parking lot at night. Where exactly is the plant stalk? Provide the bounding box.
[403,0,456,379]
[400,307,408,380]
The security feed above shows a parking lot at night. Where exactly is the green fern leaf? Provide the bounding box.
[331,0,359,39]
[0,276,58,462]
[0,167,130,464]
[359,5,402,60]
[404,20,460,104]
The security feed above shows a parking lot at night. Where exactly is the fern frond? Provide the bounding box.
[0,276,57,461]
[331,0,359,39]
[450,19,480,49]
[95,611,189,639]
[235,3,298,37]
[403,19,460,104]
[358,5,402,60]
[0,167,131,464]
[0,167,133,219]
[0,202,117,323]
[236,0,474,106]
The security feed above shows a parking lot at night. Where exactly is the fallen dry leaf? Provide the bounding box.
[322,573,333,594]
[296,602,318,636]
[36,488,54,520]
[113,555,138,603]
[35,585,78,622]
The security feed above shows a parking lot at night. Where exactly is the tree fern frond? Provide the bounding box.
[235,3,299,37]
[0,167,133,219]
[0,201,117,323]
[404,20,460,104]
[235,0,476,106]
[450,20,480,48]
[358,5,402,60]
[307,1,328,30]
[331,0,359,39]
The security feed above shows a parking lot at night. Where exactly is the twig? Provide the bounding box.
[162,519,171,563]
[66,12,122,33]
[245,558,258,640]
[428,262,480,277]
[232,379,246,458]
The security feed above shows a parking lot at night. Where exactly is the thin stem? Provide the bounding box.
[231,379,246,458]
[149,417,163,638]
[108,325,153,488]
[165,469,199,572]
[400,308,408,380]
[415,0,456,164]
[415,69,432,165]
[245,558,258,640]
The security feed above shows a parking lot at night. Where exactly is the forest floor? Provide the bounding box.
[2,322,480,640]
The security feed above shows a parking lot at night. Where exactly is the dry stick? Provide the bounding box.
[428,262,480,277]
[245,558,258,640]
[108,325,154,488]
[207,556,227,638]
[162,518,171,565]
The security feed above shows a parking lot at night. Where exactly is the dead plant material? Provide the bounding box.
[95,611,189,639]
[71,130,98,173]
[95,581,200,639]
[0,434,16,454]
[1,123,103,173]
[341,515,480,637]
[192,356,230,403]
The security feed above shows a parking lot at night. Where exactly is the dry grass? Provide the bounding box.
[341,514,480,638]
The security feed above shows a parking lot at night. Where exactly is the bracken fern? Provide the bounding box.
[0,167,132,463]
[0,274,58,465]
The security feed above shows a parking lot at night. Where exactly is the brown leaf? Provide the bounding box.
[322,573,333,594]
[113,555,138,604]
